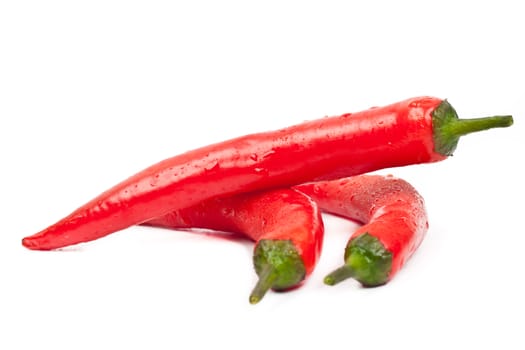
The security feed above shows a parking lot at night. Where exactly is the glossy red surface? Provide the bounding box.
[295,174,428,280]
[22,96,444,250]
[146,188,324,276]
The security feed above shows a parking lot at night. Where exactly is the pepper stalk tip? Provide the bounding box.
[323,265,355,286]
[249,265,277,304]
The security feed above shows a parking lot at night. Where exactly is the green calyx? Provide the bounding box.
[250,239,306,304]
[432,99,513,156]
[324,233,392,287]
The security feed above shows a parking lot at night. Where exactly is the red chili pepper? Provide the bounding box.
[144,188,324,304]
[22,97,512,250]
[295,174,428,286]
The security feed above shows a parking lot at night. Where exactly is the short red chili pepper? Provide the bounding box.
[22,97,512,250]
[144,188,324,304]
[295,174,428,286]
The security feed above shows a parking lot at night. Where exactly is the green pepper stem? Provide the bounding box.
[432,100,514,156]
[249,265,277,304]
[324,265,355,286]
[445,115,513,138]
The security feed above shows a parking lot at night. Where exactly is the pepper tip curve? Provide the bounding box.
[21,237,36,250]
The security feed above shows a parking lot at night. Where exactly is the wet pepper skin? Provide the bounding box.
[145,188,324,278]
[145,188,324,304]
[24,96,508,251]
[296,174,428,284]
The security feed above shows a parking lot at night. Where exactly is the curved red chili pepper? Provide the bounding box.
[22,97,512,250]
[295,174,428,286]
[145,188,324,304]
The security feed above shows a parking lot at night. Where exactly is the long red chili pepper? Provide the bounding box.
[295,174,428,286]
[144,188,324,304]
[22,97,512,250]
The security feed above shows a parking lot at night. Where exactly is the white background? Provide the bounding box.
[1,1,523,349]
